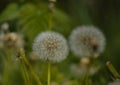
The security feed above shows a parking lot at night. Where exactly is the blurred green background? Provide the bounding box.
[1,0,120,69]
[0,0,120,85]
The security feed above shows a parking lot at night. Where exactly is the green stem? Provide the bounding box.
[106,61,120,80]
[46,1,55,85]
[48,13,53,30]
[23,56,42,85]
[47,62,51,85]
[2,50,11,85]
[19,49,42,85]
[2,60,10,85]
[84,71,91,85]
[21,58,31,85]
[80,57,91,85]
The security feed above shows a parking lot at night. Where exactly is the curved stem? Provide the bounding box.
[23,56,42,85]
[21,59,31,85]
[19,49,42,85]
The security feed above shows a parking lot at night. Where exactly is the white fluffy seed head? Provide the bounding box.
[69,25,106,57]
[32,31,69,63]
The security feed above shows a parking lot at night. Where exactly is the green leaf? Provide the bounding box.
[18,3,47,43]
[18,3,71,44]
[52,9,71,36]
[0,3,19,23]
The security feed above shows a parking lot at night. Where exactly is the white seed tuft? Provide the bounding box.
[32,31,69,63]
[69,25,106,57]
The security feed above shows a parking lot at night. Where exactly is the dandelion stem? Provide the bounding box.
[48,13,52,30]
[19,48,42,85]
[21,59,31,85]
[47,62,51,85]
[19,49,31,85]
[48,0,56,30]
[23,56,42,85]
[81,65,91,85]
[2,50,11,85]
[46,1,56,85]
[106,61,120,80]
[47,1,53,84]
[84,71,91,85]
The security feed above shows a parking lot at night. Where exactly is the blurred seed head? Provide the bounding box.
[29,52,40,60]
[49,0,56,12]
[62,80,72,85]
[49,0,56,2]
[1,22,9,32]
[108,81,120,85]
[3,32,24,49]
[32,31,69,63]
[50,81,59,85]
[70,63,99,78]
[83,0,96,7]
[69,25,106,57]
[81,57,90,67]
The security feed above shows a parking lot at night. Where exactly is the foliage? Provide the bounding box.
[0,0,120,85]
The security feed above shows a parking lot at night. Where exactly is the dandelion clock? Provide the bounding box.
[69,25,106,57]
[33,31,69,63]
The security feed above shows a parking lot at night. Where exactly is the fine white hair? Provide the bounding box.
[33,31,69,63]
[69,25,106,57]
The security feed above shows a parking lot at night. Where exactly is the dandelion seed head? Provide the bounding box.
[32,31,69,63]
[3,32,24,48]
[70,63,99,78]
[69,25,106,57]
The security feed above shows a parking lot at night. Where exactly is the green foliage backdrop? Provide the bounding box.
[0,0,120,85]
